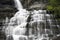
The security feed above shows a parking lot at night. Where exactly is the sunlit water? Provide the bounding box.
[5,0,60,40]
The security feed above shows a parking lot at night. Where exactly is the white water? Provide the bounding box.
[14,0,23,10]
[5,0,49,40]
[5,0,60,40]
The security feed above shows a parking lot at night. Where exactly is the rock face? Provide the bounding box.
[0,0,17,40]
[0,0,14,5]
[0,0,15,10]
[22,0,48,9]
[0,0,48,40]
[0,0,17,19]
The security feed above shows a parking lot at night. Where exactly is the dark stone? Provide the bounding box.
[53,36,60,40]
[0,32,6,40]
[19,37,26,40]
[0,0,14,5]
[7,35,13,40]
[0,0,17,13]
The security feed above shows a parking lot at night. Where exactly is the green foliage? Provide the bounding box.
[47,5,53,10]
[46,0,60,19]
[47,0,60,9]
[48,0,60,6]
[49,0,57,6]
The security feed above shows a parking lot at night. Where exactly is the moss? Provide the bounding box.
[47,5,53,10]
[46,0,60,20]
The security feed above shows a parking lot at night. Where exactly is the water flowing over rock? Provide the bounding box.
[14,0,23,10]
[5,0,60,40]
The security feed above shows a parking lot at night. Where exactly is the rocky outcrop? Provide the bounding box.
[0,0,17,19]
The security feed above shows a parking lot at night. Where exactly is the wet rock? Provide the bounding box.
[53,36,60,40]
[7,35,13,40]
[19,37,26,40]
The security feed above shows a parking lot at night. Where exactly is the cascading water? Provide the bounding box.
[14,0,23,10]
[5,0,60,40]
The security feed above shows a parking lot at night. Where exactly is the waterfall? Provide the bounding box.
[14,0,23,10]
[5,0,60,40]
